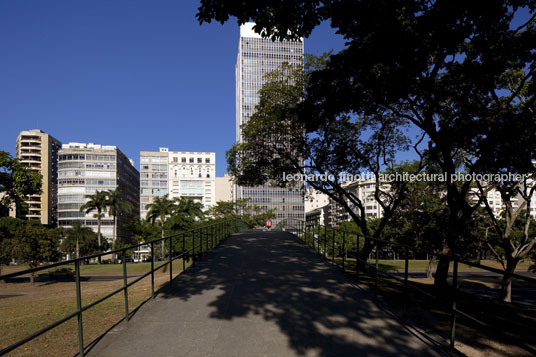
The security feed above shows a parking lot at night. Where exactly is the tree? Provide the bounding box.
[226,60,422,263]
[476,178,536,302]
[0,151,42,217]
[145,195,175,259]
[105,189,134,249]
[11,224,61,285]
[80,190,108,262]
[197,1,536,289]
[209,199,275,228]
[60,221,105,260]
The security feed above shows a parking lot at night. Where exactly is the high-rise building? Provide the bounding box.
[15,129,62,225]
[57,143,139,243]
[236,22,305,225]
[140,148,216,219]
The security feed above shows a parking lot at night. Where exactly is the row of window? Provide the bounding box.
[243,189,303,196]
[248,197,304,203]
[59,162,116,169]
[58,220,114,226]
[59,154,116,161]
[58,179,116,186]
[59,170,114,178]
[140,173,168,179]
[140,188,168,195]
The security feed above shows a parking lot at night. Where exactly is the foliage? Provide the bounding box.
[197,0,536,289]
[79,190,108,252]
[60,221,107,259]
[105,189,134,246]
[209,199,275,228]
[10,223,61,284]
[0,151,42,217]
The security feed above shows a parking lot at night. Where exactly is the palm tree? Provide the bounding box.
[173,197,205,221]
[146,195,175,259]
[105,189,133,249]
[80,190,108,262]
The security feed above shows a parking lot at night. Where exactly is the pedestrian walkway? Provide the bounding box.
[88,231,446,356]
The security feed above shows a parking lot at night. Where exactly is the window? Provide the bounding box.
[197,158,202,163]
[205,158,210,163]
[189,158,194,163]
[181,157,186,163]
[173,157,178,162]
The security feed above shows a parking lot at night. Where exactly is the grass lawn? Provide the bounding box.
[0,258,192,357]
[327,257,532,273]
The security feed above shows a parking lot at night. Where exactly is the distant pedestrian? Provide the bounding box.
[266,218,272,231]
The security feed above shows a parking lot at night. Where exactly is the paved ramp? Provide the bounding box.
[88,231,446,356]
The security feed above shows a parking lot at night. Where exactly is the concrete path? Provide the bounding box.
[88,231,447,357]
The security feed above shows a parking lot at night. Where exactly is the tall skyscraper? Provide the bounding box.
[15,129,62,225]
[235,22,305,225]
[57,142,139,243]
[139,149,216,219]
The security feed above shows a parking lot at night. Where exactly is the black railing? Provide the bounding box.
[0,219,243,356]
[280,219,536,351]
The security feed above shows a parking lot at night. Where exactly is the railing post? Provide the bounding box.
[169,236,173,284]
[404,247,409,285]
[342,231,346,272]
[356,233,359,281]
[75,260,84,357]
[450,258,459,349]
[375,241,379,289]
[192,230,196,265]
[150,241,155,299]
[324,225,327,258]
[332,229,335,265]
[182,233,186,273]
[317,224,321,254]
[122,250,129,322]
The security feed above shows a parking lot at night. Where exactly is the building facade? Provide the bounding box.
[140,148,216,219]
[215,174,234,203]
[15,129,62,225]
[235,22,305,225]
[57,143,139,243]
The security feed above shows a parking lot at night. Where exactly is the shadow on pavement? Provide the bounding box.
[152,231,447,356]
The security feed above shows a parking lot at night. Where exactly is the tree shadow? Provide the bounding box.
[153,231,448,356]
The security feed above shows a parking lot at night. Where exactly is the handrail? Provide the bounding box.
[0,220,231,281]
[0,218,243,356]
[282,219,536,352]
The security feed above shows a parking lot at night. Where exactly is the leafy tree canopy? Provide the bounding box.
[0,151,42,216]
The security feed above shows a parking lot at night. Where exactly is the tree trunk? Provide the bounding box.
[434,246,451,290]
[97,215,102,264]
[426,256,434,279]
[161,227,165,260]
[357,238,374,270]
[30,271,35,286]
[112,216,117,263]
[500,258,518,303]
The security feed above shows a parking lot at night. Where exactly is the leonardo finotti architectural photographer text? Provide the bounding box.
[282,172,528,183]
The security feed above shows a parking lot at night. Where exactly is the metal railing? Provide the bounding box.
[0,219,242,356]
[281,219,536,351]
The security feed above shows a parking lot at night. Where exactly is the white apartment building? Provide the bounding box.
[57,142,140,241]
[326,179,389,227]
[140,148,215,219]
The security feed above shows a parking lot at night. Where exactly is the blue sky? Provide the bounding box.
[0,1,345,176]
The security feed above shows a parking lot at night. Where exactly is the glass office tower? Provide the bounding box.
[235,23,305,226]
